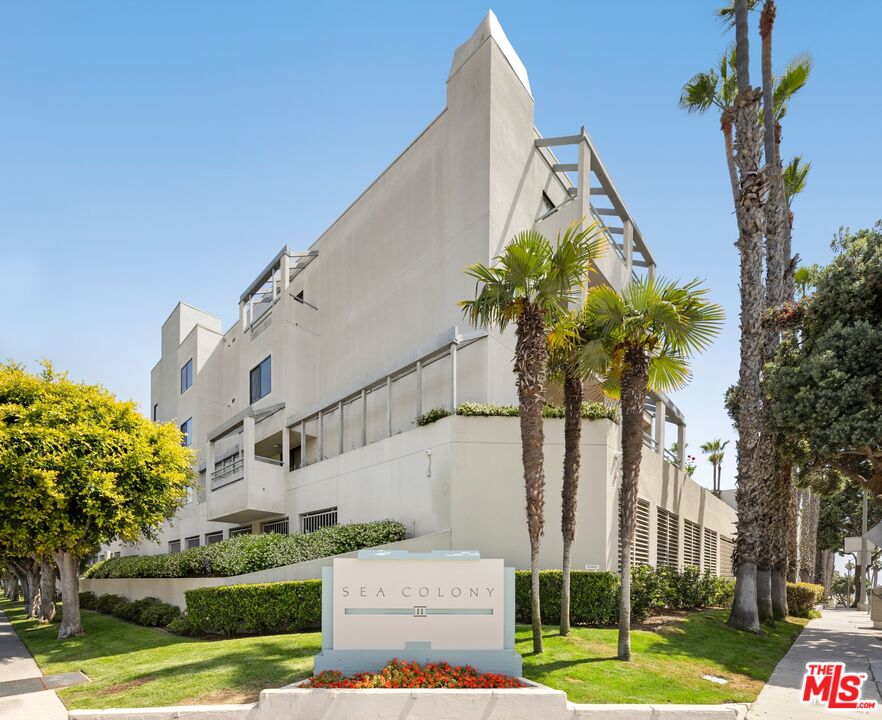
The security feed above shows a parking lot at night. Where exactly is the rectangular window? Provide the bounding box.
[249,356,271,404]
[112,551,121,559]
[205,531,224,545]
[181,359,193,394]
[656,508,680,568]
[180,418,192,447]
[152,403,158,421]
[168,540,181,554]
[261,518,289,535]
[683,519,702,567]
[300,507,338,533]
[229,526,252,538]
[618,495,650,570]
[185,536,200,550]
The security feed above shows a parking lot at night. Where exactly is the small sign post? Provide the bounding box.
[314,549,522,677]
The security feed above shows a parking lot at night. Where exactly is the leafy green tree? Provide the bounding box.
[767,223,882,502]
[580,277,723,660]
[461,222,605,653]
[0,363,194,638]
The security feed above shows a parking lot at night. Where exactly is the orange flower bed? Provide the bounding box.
[305,659,524,689]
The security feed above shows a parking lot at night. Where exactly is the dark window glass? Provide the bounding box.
[152,403,158,421]
[250,356,271,404]
[181,359,193,394]
[180,418,192,447]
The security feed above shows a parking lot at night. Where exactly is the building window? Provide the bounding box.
[185,536,200,550]
[540,192,555,215]
[656,507,680,568]
[152,403,158,421]
[261,518,289,535]
[112,551,121,559]
[168,540,181,554]
[180,417,192,447]
[229,526,252,538]
[181,359,193,394]
[300,507,337,534]
[250,356,271,404]
[683,519,702,567]
[205,531,223,545]
[618,495,650,570]
[703,528,719,573]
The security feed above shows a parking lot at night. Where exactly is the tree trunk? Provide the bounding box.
[852,563,862,608]
[515,304,548,654]
[4,574,20,602]
[821,549,834,595]
[39,559,57,623]
[55,551,84,638]
[799,490,819,581]
[617,349,650,661]
[727,0,767,635]
[560,363,583,636]
[10,565,29,612]
[756,569,773,623]
[722,120,740,204]
[771,569,787,619]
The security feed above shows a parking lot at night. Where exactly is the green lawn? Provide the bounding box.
[3,600,805,708]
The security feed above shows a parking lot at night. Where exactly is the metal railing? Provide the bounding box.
[229,526,252,537]
[663,447,681,468]
[212,454,244,487]
[642,432,658,452]
[262,518,289,535]
[205,531,224,545]
[300,508,338,534]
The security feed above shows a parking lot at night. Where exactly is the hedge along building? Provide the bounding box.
[103,12,737,579]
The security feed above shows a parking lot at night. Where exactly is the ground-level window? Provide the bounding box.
[262,518,289,535]
[112,551,121,559]
[180,417,192,447]
[181,358,193,394]
[168,540,181,554]
[656,507,680,568]
[719,536,736,578]
[683,519,702,567]
[703,528,719,573]
[249,356,271,404]
[300,507,338,533]
[185,536,200,550]
[618,495,651,569]
[229,526,252,538]
[205,531,223,545]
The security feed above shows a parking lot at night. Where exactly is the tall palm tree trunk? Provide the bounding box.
[560,362,583,636]
[722,119,740,204]
[618,349,650,661]
[728,0,766,634]
[515,304,548,654]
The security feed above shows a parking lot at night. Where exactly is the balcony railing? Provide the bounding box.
[212,455,244,489]
[664,447,681,468]
[642,432,658,452]
[300,508,338,533]
[262,518,289,535]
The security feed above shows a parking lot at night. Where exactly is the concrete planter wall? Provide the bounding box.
[69,681,749,720]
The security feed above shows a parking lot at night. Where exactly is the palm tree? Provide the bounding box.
[548,309,606,636]
[680,46,739,202]
[461,221,605,654]
[700,439,729,495]
[580,277,724,660]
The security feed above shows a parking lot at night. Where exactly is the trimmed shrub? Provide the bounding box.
[416,407,451,426]
[84,520,406,579]
[454,401,617,421]
[184,580,322,636]
[166,613,197,636]
[78,591,97,610]
[95,593,128,615]
[515,567,731,626]
[787,581,825,618]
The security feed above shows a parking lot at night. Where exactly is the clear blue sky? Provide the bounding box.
[1,2,880,492]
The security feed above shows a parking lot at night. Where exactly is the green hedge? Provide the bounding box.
[79,591,180,627]
[418,401,617,427]
[515,567,734,625]
[84,520,406,579]
[184,580,322,636]
[787,581,825,617]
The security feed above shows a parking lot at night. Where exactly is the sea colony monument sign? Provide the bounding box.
[314,549,522,676]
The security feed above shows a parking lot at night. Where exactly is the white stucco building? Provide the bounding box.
[105,12,737,577]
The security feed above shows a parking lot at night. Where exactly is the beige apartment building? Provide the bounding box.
[105,12,737,576]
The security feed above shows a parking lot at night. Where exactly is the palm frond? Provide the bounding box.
[783,155,811,202]
[680,71,720,114]
[773,53,812,121]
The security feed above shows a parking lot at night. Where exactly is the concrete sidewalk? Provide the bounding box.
[0,608,67,720]
[748,608,881,719]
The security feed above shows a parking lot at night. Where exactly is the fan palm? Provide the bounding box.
[580,277,724,661]
[680,46,739,202]
[461,221,605,654]
[700,438,730,495]
[547,309,606,636]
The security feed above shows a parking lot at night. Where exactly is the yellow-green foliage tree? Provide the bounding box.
[0,363,194,638]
